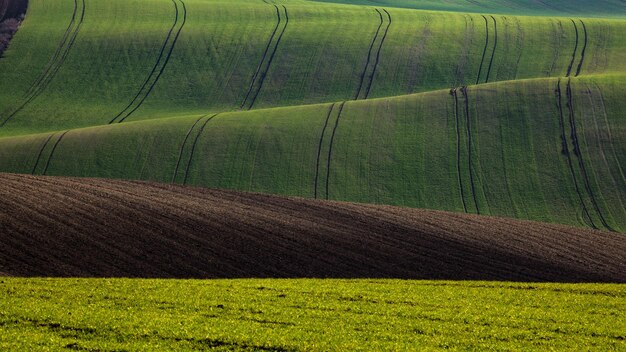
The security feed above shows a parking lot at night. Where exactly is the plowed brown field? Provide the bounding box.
[0,173,624,282]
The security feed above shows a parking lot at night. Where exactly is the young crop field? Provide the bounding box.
[0,279,625,351]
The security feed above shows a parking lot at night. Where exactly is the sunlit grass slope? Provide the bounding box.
[1,279,625,350]
[0,75,623,231]
[0,0,625,135]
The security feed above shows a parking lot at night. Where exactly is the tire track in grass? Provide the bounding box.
[181,113,220,185]
[484,15,497,83]
[314,103,336,199]
[450,88,468,213]
[460,86,480,214]
[575,19,588,77]
[565,79,613,231]
[555,78,596,229]
[240,4,282,110]
[475,15,489,85]
[171,115,208,183]
[363,9,391,99]
[0,0,85,127]
[325,102,346,200]
[24,0,78,97]
[115,0,187,123]
[243,5,289,110]
[31,134,55,175]
[110,0,180,124]
[566,19,579,77]
[41,131,69,176]
[354,9,384,100]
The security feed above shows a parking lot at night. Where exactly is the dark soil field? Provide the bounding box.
[0,173,624,282]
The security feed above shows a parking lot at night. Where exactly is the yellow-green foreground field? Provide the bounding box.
[0,279,625,351]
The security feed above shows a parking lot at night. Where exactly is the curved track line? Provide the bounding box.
[118,0,187,123]
[240,4,281,109]
[182,113,219,185]
[247,5,289,110]
[475,15,489,85]
[566,19,579,77]
[314,103,336,199]
[451,88,468,213]
[24,0,78,97]
[1,0,85,128]
[42,131,69,176]
[354,9,384,100]
[461,86,480,214]
[325,102,346,200]
[565,79,613,231]
[110,0,179,124]
[484,15,497,83]
[171,115,207,183]
[364,9,391,100]
[575,19,588,77]
[31,134,55,175]
[555,79,596,229]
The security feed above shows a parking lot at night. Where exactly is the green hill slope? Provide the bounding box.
[0,0,624,232]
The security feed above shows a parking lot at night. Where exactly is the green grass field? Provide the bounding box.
[1,279,625,351]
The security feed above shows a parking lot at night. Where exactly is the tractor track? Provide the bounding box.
[240,4,282,110]
[115,0,187,123]
[314,103,336,199]
[244,5,289,110]
[354,9,384,100]
[172,115,207,183]
[363,9,391,99]
[182,113,219,185]
[325,102,346,200]
[555,79,596,229]
[566,19,579,77]
[460,86,480,214]
[41,131,68,176]
[0,0,85,128]
[451,88,468,213]
[484,15,497,83]
[565,79,613,231]
[575,19,588,77]
[30,134,55,175]
[475,15,489,85]
[110,0,180,124]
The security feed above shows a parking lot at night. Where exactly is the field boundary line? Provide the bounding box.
[484,15,497,83]
[475,15,489,85]
[117,0,187,123]
[451,88,468,213]
[31,134,55,175]
[182,113,219,185]
[566,79,613,231]
[240,4,282,110]
[41,131,69,176]
[354,9,384,100]
[575,19,588,77]
[246,5,289,110]
[325,102,346,200]
[555,78,595,229]
[566,19,579,77]
[461,86,480,214]
[171,115,207,183]
[364,9,391,99]
[0,0,85,127]
[110,0,179,124]
[314,103,336,199]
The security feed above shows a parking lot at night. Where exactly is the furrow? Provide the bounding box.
[110,0,179,124]
[118,0,187,123]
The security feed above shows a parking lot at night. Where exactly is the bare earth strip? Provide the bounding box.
[0,173,624,282]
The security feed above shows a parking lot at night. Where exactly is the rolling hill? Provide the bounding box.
[0,0,624,232]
